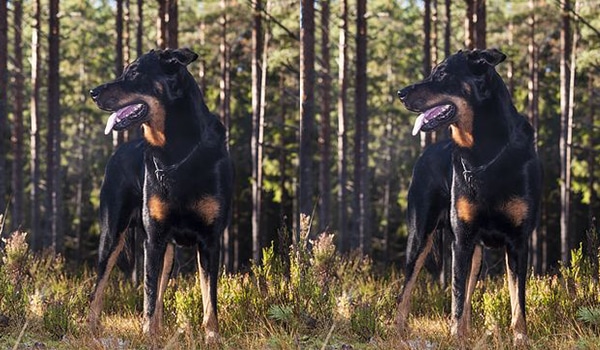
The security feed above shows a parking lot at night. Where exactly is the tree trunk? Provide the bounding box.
[527,0,542,273]
[30,0,42,251]
[47,0,62,253]
[115,0,126,146]
[167,0,178,48]
[251,0,263,262]
[11,0,25,230]
[299,0,315,223]
[337,0,349,252]
[559,0,572,264]
[354,0,369,254]
[474,0,486,48]
[318,0,331,233]
[156,0,167,49]
[444,0,451,58]
[464,0,475,49]
[0,0,7,217]
[219,0,233,271]
[421,0,434,148]
[137,0,143,57]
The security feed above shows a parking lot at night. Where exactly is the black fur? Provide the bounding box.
[88,48,233,343]
[395,49,541,344]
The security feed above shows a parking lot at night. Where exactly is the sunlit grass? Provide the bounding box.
[1,222,600,349]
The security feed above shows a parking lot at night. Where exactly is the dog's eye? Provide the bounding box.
[128,70,139,80]
[436,71,447,81]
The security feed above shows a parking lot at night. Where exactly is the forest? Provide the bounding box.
[1,0,600,349]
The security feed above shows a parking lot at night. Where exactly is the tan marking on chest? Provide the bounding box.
[456,196,477,223]
[449,97,474,148]
[499,197,529,227]
[148,195,169,222]
[141,96,166,147]
[192,196,221,225]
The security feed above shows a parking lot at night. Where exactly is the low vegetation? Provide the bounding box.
[1,218,599,349]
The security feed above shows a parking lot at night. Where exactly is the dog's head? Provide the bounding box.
[398,49,506,139]
[90,48,198,136]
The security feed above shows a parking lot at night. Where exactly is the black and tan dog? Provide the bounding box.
[88,48,233,343]
[396,49,541,345]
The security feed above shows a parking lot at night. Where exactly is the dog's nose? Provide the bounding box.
[397,87,409,101]
[89,87,100,101]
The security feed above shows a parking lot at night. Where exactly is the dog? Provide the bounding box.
[395,49,541,345]
[88,48,233,344]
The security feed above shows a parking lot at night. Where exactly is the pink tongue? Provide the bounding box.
[411,105,448,136]
[103,105,140,135]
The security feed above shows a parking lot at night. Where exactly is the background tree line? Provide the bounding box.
[0,0,599,276]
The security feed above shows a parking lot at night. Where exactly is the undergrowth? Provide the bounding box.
[0,214,599,349]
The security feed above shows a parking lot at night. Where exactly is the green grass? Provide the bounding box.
[1,228,600,349]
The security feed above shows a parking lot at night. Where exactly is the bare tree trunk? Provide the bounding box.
[507,6,515,96]
[527,0,542,273]
[464,0,475,49]
[559,0,572,264]
[167,0,178,48]
[11,0,25,229]
[354,0,369,254]
[319,0,332,233]
[30,0,42,250]
[115,0,126,146]
[137,0,143,57]
[337,0,349,252]
[48,0,62,253]
[474,0,486,48]
[421,0,434,148]
[198,18,206,93]
[156,0,167,49]
[444,0,451,58]
[219,0,233,271]
[0,0,7,216]
[432,0,438,66]
[299,0,315,222]
[587,75,597,283]
[251,0,263,262]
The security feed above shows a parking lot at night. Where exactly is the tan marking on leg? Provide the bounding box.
[456,196,477,223]
[464,245,482,332]
[505,251,528,345]
[192,196,221,225]
[88,233,126,334]
[155,244,174,330]
[197,251,220,344]
[395,234,435,333]
[148,195,169,222]
[499,197,529,227]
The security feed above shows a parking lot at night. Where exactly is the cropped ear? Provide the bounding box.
[159,48,199,72]
[467,49,506,75]
[170,48,199,66]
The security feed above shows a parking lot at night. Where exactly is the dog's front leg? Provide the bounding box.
[196,241,220,344]
[143,238,168,336]
[505,242,528,346]
[450,239,481,338]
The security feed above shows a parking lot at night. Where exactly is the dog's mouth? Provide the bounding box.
[411,104,456,136]
[104,103,149,135]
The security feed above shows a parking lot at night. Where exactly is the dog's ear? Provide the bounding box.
[467,49,506,75]
[171,48,199,66]
[159,48,199,72]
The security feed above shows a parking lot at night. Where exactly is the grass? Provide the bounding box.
[1,220,600,349]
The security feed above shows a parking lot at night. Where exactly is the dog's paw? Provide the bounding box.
[205,330,220,347]
[513,332,528,347]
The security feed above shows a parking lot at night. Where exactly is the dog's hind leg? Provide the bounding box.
[395,201,438,334]
[462,245,483,333]
[505,243,528,346]
[196,241,220,344]
[88,230,127,334]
